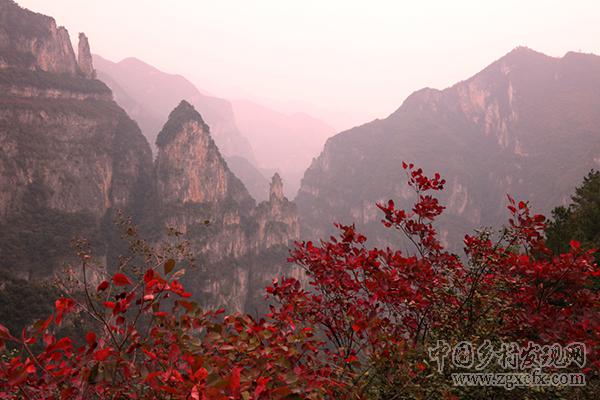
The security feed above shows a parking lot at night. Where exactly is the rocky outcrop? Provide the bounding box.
[298,47,600,251]
[0,0,78,73]
[147,101,298,311]
[269,173,284,202]
[155,101,253,208]
[77,33,95,78]
[0,0,153,279]
[255,178,299,249]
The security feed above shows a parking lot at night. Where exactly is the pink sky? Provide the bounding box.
[17,0,600,131]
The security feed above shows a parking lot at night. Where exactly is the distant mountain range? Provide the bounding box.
[298,47,600,250]
[93,55,334,200]
[231,99,334,197]
[93,55,256,161]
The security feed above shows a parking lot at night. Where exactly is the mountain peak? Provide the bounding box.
[506,45,543,56]
[77,32,95,79]
[156,100,209,148]
[495,46,554,65]
[270,173,284,202]
[171,99,199,118]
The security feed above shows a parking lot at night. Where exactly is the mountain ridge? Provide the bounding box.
[298,47,600,250]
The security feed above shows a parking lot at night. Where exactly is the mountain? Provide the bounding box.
[92,54,256,164]
[298,47,600,250]
[0,0,153,279]
[146,101,299,311]
[231,99,335,198]
[93,55,333,200]
[0,0,299,324]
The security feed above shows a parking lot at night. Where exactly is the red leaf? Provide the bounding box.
[93,348,112,361]
[345,354,358,363]
[0,323,15,340]
[103,301,116,309]
[144,269,154,283]
[86,332,97,347]
[255,376,271,397]
[230,366,241,395]
[113,273,132,286]
[55,298,75,326]
[97,280,109,291]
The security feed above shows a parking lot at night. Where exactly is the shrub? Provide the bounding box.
[0,164,598,398]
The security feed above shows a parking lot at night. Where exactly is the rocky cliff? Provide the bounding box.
[0,0,77,73]
[298,47,600,250]
[147,101,299,312]
[0,0,153,280]
[0,0,301,316]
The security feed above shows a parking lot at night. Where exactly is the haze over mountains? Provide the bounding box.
[93,54,334,200]
[231,99,334,196]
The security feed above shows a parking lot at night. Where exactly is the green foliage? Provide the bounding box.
[546,170,600,257]
[0,273,57,339]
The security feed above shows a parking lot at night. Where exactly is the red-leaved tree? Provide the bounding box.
[0,163,598,399]
[268,163,600,398]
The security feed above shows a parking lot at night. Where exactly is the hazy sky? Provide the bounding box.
[18,0,600,130]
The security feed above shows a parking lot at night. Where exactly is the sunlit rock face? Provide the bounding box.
[298,47,600,251]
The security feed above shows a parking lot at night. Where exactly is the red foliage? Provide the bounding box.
[268,163,599,395]
[0,163,598,398]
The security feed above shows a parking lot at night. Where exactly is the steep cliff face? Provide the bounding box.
[298,47,600,250]
[0,0,153,278]
[0,0,299,316]
[0,0,78,73]
[155,101,252,207]
[147,102,299,312]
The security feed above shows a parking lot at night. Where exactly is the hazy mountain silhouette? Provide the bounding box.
[93,54,256,164]
[231,99,335,198]
[298,47,600,250]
